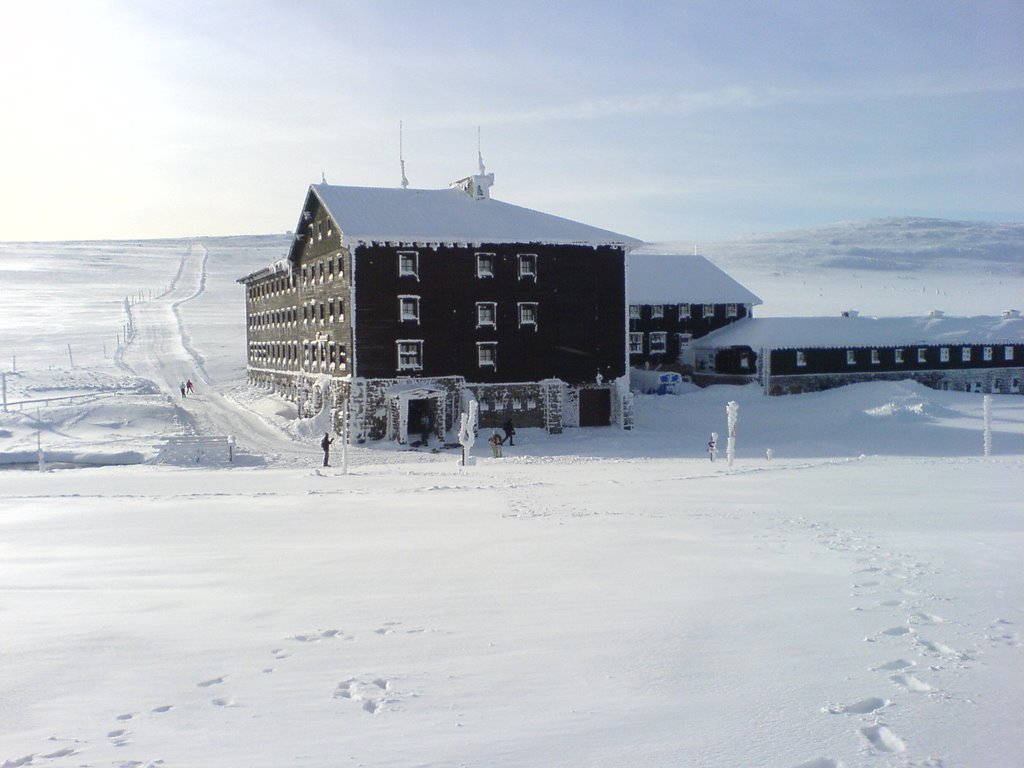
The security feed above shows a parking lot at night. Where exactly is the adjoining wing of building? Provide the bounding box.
[238,166,642,443]
[627,252,762,369]
[690,311,1024,394]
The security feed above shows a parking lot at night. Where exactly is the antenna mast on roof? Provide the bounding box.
[399,121,409,190]
[477,126,485,175]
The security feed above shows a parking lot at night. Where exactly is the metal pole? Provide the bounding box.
[1,371,6,413]
[341,402,349,475]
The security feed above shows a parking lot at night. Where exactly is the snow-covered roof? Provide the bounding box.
[307,184,642,248]
[695,314,1024,349]
[236,258,292,285]
[628,253,762,305]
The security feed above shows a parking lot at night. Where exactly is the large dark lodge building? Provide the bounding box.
[239,165,641,443]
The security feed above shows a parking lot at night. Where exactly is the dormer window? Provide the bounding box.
[651,305,664,319]
[629,305,640,320]
[398,251,418,278]
[518,253,537,280]
[476,253,495,278]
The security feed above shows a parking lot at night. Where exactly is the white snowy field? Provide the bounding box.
[1,220,1022,767]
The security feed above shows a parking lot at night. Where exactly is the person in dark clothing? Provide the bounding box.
[419,413,432,446]
[321,432,334,467]
[502,419,516,446]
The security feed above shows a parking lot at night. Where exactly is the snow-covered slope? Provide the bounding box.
[641,217,1024,317]
[1,222,1022,768]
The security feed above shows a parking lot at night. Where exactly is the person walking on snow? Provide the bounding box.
[186,379,194,395]
[488,431,503,458]
[502,419,516,446]
[179,381,186,398]
[321,432,334,467]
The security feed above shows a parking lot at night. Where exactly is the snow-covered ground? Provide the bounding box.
[1,221,1022,768]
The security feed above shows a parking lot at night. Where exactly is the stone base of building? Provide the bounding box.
[246,369,629,442]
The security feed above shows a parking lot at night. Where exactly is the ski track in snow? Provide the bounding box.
[116,241,313,466]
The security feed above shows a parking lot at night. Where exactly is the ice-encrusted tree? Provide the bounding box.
[459,399,479,466]
[726,401,739,468]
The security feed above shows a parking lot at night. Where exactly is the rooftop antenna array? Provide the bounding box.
[399,121,409,189]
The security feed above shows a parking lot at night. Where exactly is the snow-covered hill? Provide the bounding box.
[641,216,1024,317]
[1,222,1021,768]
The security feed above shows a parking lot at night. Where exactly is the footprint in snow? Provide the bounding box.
[909,612,945,624]
[880,626,913,637]
[41,748,77,759]
[151,705,173,713]
[918,638,964,658]
[197,676,227,687]
[107,728,130,747]
[790,759,840,768]
[891,673,934,692]
[825,696,888,715]
[861,724,906,753]
[873,658,916,672]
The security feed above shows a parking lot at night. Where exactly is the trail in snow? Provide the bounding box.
[118,241,314,465]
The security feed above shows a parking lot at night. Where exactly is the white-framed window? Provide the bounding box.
[871,349,880,365]
[651,305,664,319]
[895,348,904,364]
[476,301,497,328]
[629,305,640,320]
[518,253,537,279]
[740,355,750,369]
[518,302,538,329]
[726,303,738,318]
[399,295,420,323]
[1005,346,1015,361]
[398,251,418,278]
[940,347,950,363]
[983,346,993,361]
[397,340,423,371]
[677,332,692,350]
[476,252,495,278]
[679,303,691,319]
[629,332,643,354]
[703,304,714,319]
[649,332,667,354]
[846,349,856,365]
[477,341,497,368]
[962,347,972,362]
[796,350,807,367]
[918,348,927,363]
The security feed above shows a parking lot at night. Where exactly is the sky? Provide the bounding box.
[0,0,1021,243]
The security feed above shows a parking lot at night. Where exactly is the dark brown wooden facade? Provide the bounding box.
[354,242,625,383]
[239,178,636,441]
[695,339,1024,395]
[628,301,753,367]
